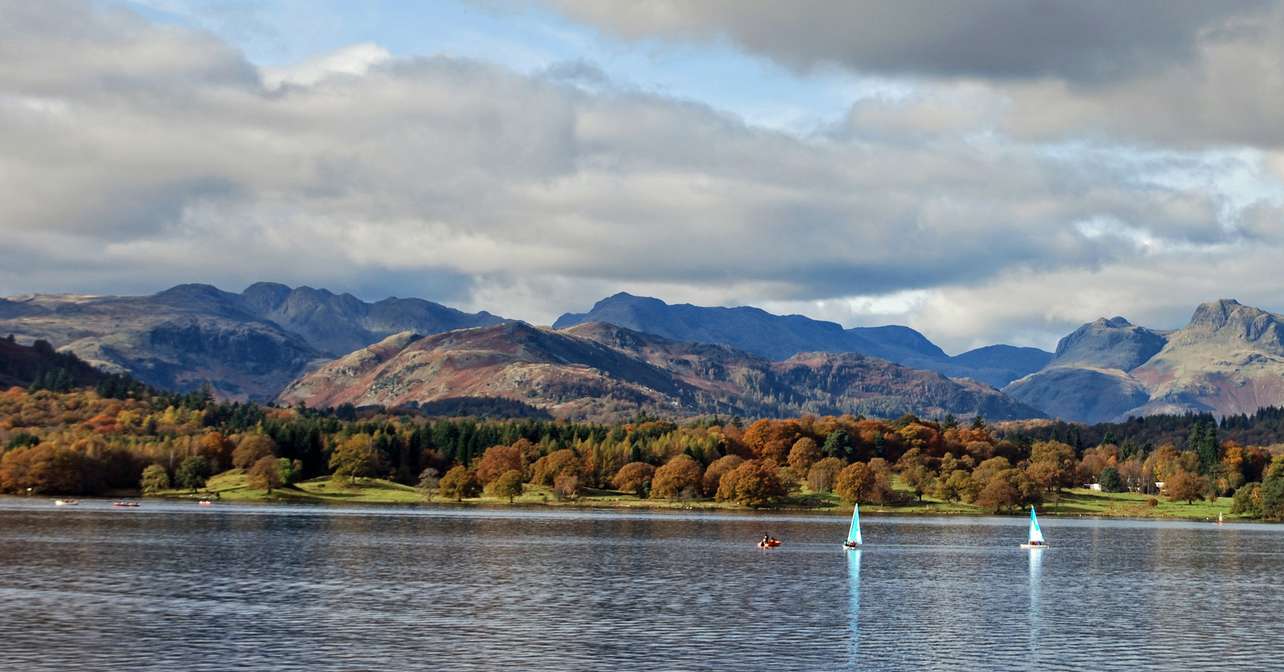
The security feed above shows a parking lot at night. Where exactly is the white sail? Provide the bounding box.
[1028,506,1045,545]
[847,503,863,545]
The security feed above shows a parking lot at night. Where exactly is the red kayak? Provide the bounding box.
[758,539,782,548]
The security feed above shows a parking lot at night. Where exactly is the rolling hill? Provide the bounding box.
[278,321,1045,422]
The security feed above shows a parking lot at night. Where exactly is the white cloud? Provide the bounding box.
[0,0,1282,354]
[261,43,392,88]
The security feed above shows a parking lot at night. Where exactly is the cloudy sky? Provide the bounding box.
[3,0,1283,352]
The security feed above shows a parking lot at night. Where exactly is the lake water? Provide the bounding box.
[0,499,1280,671]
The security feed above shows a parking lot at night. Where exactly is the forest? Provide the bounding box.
[5,376,1284,519]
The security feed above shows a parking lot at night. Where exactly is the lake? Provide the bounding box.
[0,499,1279,671]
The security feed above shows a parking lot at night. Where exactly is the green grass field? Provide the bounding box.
[152,470,1237,521]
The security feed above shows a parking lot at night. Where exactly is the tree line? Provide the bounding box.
[2,383,1284,517]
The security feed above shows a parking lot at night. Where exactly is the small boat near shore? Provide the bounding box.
[757,533,782,549]
[1020,506,1047,549]
[198,500,213,506]
[843,502,863,549]
[54,499,80,506]
[112,501,141,508]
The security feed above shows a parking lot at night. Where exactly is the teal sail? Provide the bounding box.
[1028,506,1045,545]
[847,503,863,546]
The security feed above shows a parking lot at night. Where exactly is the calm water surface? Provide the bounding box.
[0,498,1280,671]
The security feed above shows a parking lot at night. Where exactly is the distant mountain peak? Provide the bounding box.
[554,291,1048,387]
[1049,314,1165,370]
[152,283,237,303]
[1188,298,1264,330]
[1096,316,1133,328]
[1181,298,1282,347]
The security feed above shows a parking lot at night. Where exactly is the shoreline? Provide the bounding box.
[42,483,1237,524]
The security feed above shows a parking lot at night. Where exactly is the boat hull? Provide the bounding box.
[1020,544,1046,549]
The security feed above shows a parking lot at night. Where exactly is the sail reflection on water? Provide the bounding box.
[846,549,862,665]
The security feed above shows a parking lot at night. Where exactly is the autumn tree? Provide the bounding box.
[702,455,745,497]
[247,456,283,493]
[531,449,582,486]
[866,458,896,504]
[743,419,801,463]
[900,462,935,502]
[835,462,875,504]
[1028,440,1076,491]
[196,431,235,472]
[329,434,388,484]
[0,445,91,495]
[486,469,524,503]
[787,437,821,477]
[553,472,580,500]
[475,444,524,485]
[1165,469,1208,504]
[232,434,276,470]
[975,471,1019,513]
[611,462,656,497]
[806,457,845,493]
[936,469,974,503]
[715,460,786,508]
[140,464,170,494]
[439,465,480,501]
[651,455,704,500]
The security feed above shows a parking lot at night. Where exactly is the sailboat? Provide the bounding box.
[843,502,863,549]
[1020,506,1046,549]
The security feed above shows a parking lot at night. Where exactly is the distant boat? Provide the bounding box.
[112,501,140,508]
[198,500,213,506]
[1020,506,1046,549]
[843,502,863,549]
[54,499,79,506]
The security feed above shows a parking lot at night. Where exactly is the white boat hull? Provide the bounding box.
[1020,543,1046,549]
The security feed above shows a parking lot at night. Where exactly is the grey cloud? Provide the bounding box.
[0,0,1275,348]
[538,0,1284,149]
[537,0,1266,84]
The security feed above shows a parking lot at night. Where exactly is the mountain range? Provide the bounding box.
[0,283,502,399]
[5,282,1284,425]
[1004,300,1284,423]
[554,293,1051,388]
[277,321,1042,421]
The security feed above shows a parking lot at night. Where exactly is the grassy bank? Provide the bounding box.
[153,471,1236,521]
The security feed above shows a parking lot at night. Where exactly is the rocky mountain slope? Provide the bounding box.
[1129,300,1284,417]
[278,321,1045,422]
[1006,300,1284,422]
[0,283,505,400]
[1003,317,1168,423]
[553,293,1051,387]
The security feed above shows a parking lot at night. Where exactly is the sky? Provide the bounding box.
[3,0,1284,353]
